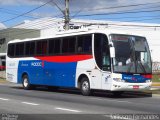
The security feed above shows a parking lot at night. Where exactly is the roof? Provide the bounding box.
[13,17,64,30]
[0,23,6,30]
[13,17,160,32]
[8,28,147,44]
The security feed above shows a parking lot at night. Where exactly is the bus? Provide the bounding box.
[0,54,6,71]
[6,29,152,96]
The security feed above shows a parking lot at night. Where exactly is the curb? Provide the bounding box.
[152,82,160,87]
[0,78,7,83]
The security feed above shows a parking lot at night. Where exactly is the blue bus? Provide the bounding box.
[6,29,152,95]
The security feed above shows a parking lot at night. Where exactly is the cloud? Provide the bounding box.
[0,0,160,18]
[67,0,160,18]
[0,0,45,6]
[69,0,160,11]
[1,0,160,10]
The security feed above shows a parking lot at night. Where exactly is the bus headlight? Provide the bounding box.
[113,78,125,82]
[146,80,151,83]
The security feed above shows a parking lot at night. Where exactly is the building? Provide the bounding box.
[0,17,160,72]
[0,27,40,72]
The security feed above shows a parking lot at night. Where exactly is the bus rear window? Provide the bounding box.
[15,43,24,57]
[8,44,15,57]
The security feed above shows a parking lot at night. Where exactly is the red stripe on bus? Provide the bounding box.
[142,74,152,79]
[35,55,93,63]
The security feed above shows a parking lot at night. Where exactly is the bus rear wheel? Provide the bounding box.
[22,75,32,90]
[80,77,91,96]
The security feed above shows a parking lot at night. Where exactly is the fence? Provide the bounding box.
[152,62,160,73]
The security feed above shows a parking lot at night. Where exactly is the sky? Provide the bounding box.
[0,0,160,27]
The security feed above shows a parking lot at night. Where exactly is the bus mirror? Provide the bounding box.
[110,47,115,58]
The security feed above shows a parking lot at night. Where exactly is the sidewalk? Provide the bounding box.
[0,71,5,78]
[152,82,160,87]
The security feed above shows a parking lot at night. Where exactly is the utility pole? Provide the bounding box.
[65,0,70,30]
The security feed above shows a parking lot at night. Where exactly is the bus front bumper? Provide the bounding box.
[111,82,152,91]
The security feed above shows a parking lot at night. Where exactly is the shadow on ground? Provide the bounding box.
[10,85,153,99]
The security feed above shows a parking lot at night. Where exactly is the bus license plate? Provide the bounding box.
[133,85,139,89]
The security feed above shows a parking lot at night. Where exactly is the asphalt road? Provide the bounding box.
[0,82,160,120]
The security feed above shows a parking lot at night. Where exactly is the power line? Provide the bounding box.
[0,6,64,19]
[0,8,38,19]
[74,9,160,18]
[0,18,160,40]
[83,1,160,12]
[72,5,160,20]
[94,15,160,21]
[0,18,65,36]
[70,1,160,18]
[51,1,65,16]
[1,4,158,23]
[1,0,52,23]
[71,21,160,27]
[123,16,160,22]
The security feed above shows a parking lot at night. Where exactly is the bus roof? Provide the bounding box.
[8,28,146,44]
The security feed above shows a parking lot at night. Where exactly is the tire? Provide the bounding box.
[22,74,32,90]
[80,77,91,96]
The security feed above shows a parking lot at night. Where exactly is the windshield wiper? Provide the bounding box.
[138,61,146,73]
[135,52,147,73]
[127,39,135,73]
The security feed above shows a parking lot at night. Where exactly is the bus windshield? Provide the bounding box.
[111,34,152,74]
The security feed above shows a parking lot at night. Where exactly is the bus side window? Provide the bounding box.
[8,44,15,57]
[94,33,111,71]
[77,36,83,53]
[78,46,82,52]
[62,37,76,54]
[42,41,47,55]
[54,39,61,54]
[77,35,92,54]
[15,43,24,57]
[49,39,55,55]
[68,37,76,53]
[30,42,35,56]
[36,40,47,56]
[83,35,92,53]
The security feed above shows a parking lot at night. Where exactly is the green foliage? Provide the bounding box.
[152,74,160,82]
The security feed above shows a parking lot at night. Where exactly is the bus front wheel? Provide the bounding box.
[22,75,32,90]
[80,77,91,96]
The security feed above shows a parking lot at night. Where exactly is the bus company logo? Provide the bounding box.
[132,77,137,81]
[123,76,132,80]
[105,75,111,83]
[9,63,15,66]
[123,76,137,81]
[31,62,42,67]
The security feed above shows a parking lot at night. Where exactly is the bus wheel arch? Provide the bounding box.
[22,73,32,90]
[78,74,91,96]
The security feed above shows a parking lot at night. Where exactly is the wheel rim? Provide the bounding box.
[82,81,89,91]
[23,78,28,88]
